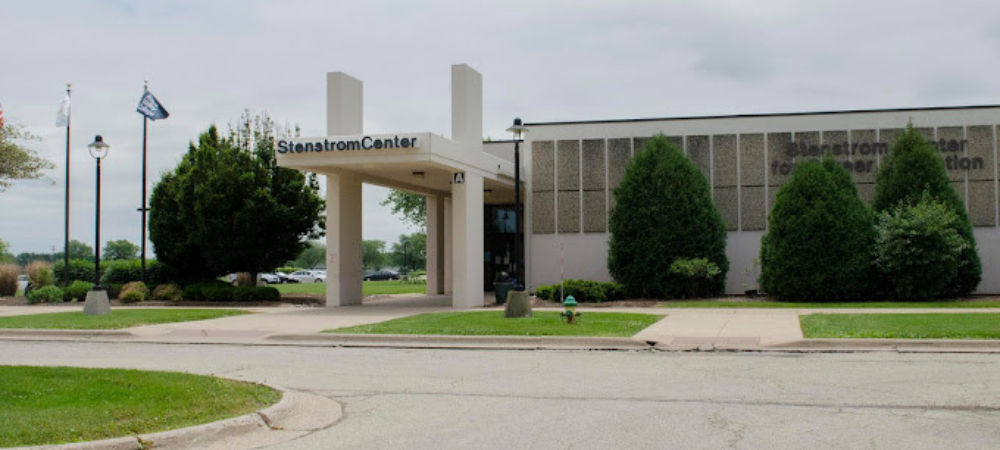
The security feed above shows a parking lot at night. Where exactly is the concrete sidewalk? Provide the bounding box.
[1,299,999,352]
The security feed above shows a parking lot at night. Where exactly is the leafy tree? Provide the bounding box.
[381,190,426,228]
[0,122,54,191]
[293,241,326,269]
[760,158,875,301]
[102,239,139,261]
[872,124,981,296]
[0,238,14,264]
[150,111,324,284]
[608,134,728,298]
[389,232,426,271]
[16,252,55,266]
[54,239,94,262]
[362,240,386,270]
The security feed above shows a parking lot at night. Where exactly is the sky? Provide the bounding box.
[2,0,1000,256]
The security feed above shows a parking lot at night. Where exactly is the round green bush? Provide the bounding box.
[27,286,64,304]
[761,158,875,301]
[875,193,967,300]
[63,280,94,302]
[608,134,728,298]
[119,281,150,303]
[532,279,627,303]
[873,125,981,296]
[152,283,183,302]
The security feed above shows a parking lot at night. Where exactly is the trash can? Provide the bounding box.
[493,272,514,305]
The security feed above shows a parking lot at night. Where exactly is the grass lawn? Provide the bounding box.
[0,366,278,447]
[275,280,426,296]
[0,309,248,330]
[661,300,1000,308]
[327,311,664,337]
[800,313,1000,339]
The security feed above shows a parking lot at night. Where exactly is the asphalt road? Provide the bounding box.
[2,341,999,450]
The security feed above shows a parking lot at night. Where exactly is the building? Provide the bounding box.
[277,64,1000,307]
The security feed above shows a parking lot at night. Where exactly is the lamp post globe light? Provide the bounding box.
[83,135,111,316]
[505,118,528,291]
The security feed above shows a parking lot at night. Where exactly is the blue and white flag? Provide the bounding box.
[136,91,169,120]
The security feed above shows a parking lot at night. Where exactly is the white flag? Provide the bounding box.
[56,95,70,127]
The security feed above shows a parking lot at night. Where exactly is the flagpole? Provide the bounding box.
[63,84,71,287]
[140,81,148,283]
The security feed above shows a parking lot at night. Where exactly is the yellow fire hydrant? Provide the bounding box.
[560,295,582,324]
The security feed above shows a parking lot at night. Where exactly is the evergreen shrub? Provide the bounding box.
[668,258,722,299]
[875,193,967,300]
[63,280,94,302]
[100,260,166,286]
[760,158,875,301]
[608,134,728,298]
[532,279,627,303]
[27,286,64,304]
[53,259,95,284]
[872,125,981,296]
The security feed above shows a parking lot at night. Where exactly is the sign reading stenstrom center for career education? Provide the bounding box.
[278,135,420,154]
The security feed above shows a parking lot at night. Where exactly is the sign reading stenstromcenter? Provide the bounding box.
[278,135,421,154]
[771,137,985,175]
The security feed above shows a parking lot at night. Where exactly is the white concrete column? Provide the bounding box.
[326,172,364,306]
[327,72,363,135]
[444,197,453,295]
[451,64,483,152]
[451,172,484,308]
[426,193,446,295]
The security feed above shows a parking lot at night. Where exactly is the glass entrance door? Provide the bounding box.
[484,205,517,290]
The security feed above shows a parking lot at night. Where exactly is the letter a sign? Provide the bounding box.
[453,172,465,184]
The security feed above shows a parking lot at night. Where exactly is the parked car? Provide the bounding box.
[290,270,326,283]
[17,275,28,293]
[364,270,400,281]
[259,273,281,285]
[275,272,298,284]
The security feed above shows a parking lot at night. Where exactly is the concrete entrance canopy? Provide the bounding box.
[277,64,519,309]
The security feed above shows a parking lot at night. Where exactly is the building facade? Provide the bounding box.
[522,107,1000,295]
[279,64,1000,308]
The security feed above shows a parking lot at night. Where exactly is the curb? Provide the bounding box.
[7,384,305,450]
[0,329,134,338]
[761,338,1000,353]
[267,333,653,350]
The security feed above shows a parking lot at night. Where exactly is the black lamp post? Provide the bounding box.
[506,118,528,290]
[83,135,111,315]
[89,135,109,288]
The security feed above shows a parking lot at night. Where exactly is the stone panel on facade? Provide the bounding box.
[531,140,554,192]
[608,138,631,190]
[531,192,554,234]
[823,130,850,163]
[740,133,765,187]
[687,135,711,181]
[713,187,738,231]
[767,132,793,186]
[968,125,996,182]
[969,180,997,227]
[582,190,607,233]
[557,140,580,191]
[557,191,580,233]
[713,134,737,188]
[937,126,965,182]
[794,131,820,159]
[740,186,765,231]
[582,139,606,191]
[851,129,878,183]
[634,137,651,155]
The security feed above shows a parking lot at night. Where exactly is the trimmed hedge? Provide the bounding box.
[873,125,981,296]
[27,286,64,304]
[608,134,728,298]
[534,279,627,303]
[761,158,875,301]
[101,260,167,286]
[182,281,280,302]
[53,259,95,284]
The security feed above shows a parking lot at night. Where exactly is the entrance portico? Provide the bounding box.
[277,65,519,309]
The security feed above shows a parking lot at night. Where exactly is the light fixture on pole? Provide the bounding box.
[506,118,528,291]
[83,135,111,316]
